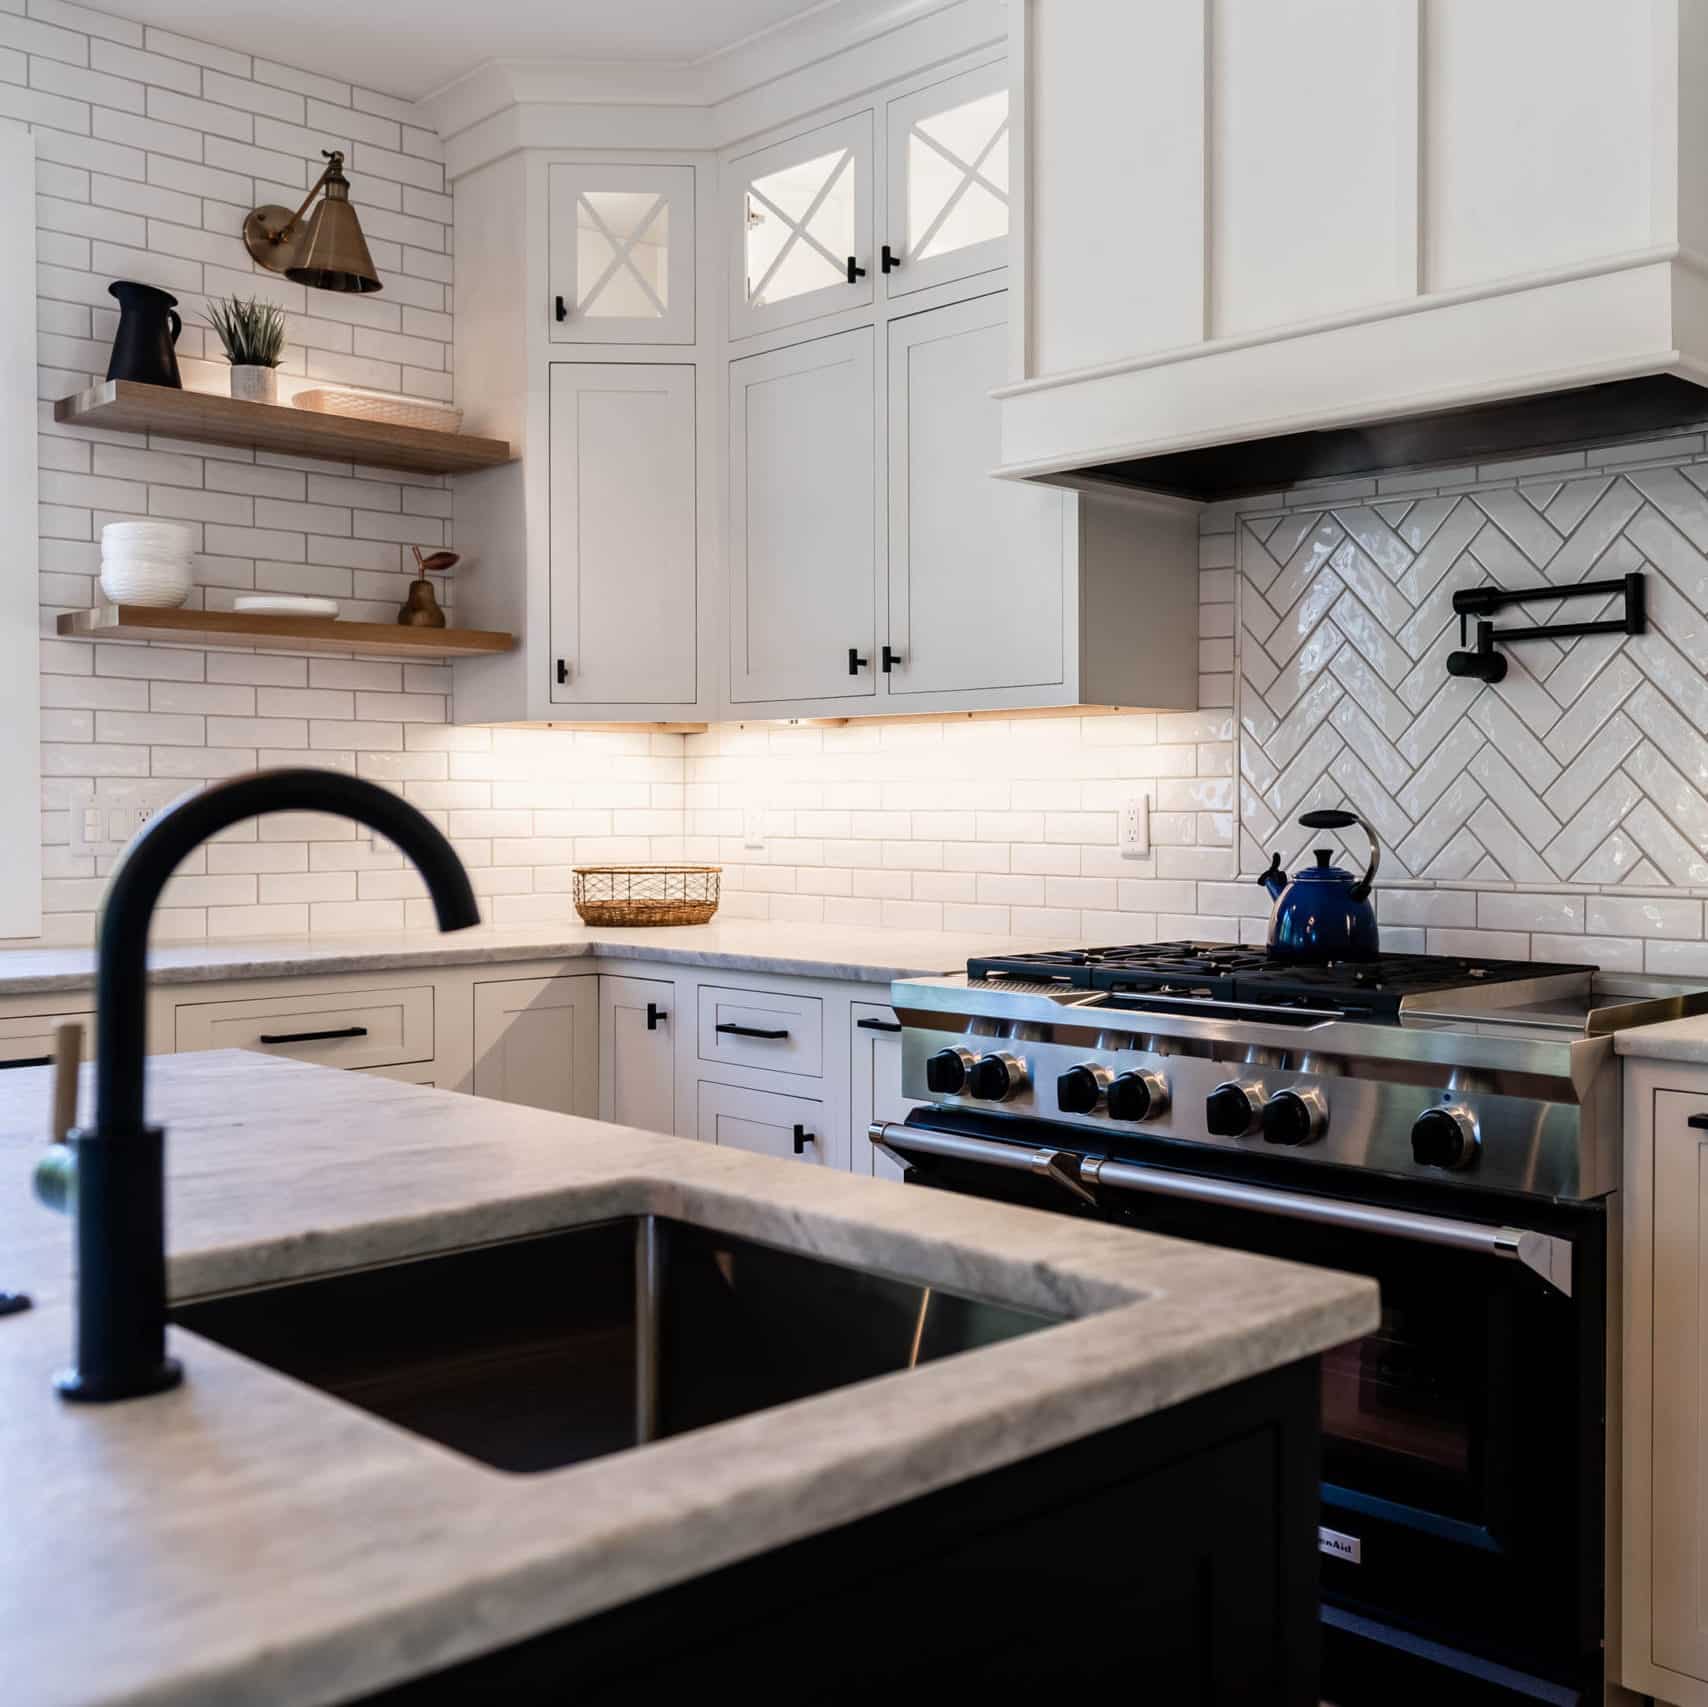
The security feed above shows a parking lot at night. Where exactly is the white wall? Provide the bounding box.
[6,0,682,945]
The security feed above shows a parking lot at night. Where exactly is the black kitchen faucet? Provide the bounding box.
[36,769,480,1403]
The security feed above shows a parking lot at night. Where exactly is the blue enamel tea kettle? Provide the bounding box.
[1256,807,1381,961]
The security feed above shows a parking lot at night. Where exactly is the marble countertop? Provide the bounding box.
[0,920,1055,997]
[1,1051,1376,1707]
[1616,1012,1708,1063]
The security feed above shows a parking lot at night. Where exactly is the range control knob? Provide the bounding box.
[1412,1105,1480,1170]
[925,1048,975,1094]
[1206,1080,1266,1139]
[1107,1069,1170,1123]
[1262,1086,1329,1147]
[1056,1064,1112,1115]
[968,1052,1028,1102]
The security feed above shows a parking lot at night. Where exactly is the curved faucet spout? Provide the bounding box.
[96,769,479,1139]
[52,769,478,1402]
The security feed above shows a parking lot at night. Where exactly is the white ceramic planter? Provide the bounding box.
[229,365,277,404]
[101,520,192,608]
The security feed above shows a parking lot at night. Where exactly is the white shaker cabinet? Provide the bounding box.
[887,292,1069,703]
[882,59,1009,300]
[697,1079,838,1169]
[452,151,713,728]
[1621,1054,1708,1704]
[547,164,695,344]
[727,112,874,341]
[726,327,879,710]
[851,1004,917,1183]
[472,975,599,1115]
[599,974,677,1135]
[548,363,698,709]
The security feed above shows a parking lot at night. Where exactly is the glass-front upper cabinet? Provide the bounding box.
[547,164,695,344]
[726,112,873,340]
[883,62,1009,298]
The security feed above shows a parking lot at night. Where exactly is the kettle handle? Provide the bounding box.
[166,309,181,345]
[1299,807,1380,902]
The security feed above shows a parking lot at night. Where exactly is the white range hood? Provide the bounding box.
[998,0,1708,499]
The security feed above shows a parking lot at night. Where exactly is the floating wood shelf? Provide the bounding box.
[58,606,516,660]
[53,381,515,476]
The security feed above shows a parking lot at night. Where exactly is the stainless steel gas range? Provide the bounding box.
[871,942,1708,1705]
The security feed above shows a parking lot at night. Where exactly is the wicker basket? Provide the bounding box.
[573,865,721,927]
[292,388,465,435]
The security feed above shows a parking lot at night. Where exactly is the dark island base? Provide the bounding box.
[356,1357,1323,1705]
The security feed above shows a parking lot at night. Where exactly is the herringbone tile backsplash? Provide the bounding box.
[1232,434,1708,973]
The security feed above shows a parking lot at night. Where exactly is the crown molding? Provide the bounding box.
[426,0,1003,176]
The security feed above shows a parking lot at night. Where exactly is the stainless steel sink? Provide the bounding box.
[169,1216,1054,1474]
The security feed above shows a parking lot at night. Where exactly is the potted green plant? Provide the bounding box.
[204,295,287,404]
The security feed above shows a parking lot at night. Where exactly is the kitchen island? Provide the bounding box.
[1,1049,1375,1706]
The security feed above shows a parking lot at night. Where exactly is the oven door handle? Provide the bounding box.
[866,1122,1097,1207]
[867,1122,1572,1298]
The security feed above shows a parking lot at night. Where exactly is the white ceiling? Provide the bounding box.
[99,0,838,101]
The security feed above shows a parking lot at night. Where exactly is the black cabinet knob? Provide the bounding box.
[1056,1066,1103,1115]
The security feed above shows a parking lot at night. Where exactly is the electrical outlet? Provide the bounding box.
[742,807,765,850]
[1119,795,1150,860]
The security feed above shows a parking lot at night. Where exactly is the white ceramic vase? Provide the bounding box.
[229,365,277,404]
[100,520,193,608]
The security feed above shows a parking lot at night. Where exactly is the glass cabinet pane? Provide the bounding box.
[548,164,694,344]
[726,112,872,339]
[576,191,670,319]
[885,63,1009,297]
[907,89,1009,262]
[745,146,856,308]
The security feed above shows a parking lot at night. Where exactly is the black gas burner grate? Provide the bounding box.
[966,941,1590,1017]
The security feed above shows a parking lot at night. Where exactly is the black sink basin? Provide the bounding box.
[170,1216,1053,1474]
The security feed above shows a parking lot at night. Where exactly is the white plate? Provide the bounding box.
[233,595,340,617]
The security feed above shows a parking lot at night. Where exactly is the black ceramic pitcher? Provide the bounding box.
[105,281,182,388]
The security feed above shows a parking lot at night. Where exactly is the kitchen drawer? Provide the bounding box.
[697,984,822,1079]
[696,1079,839,1168]
[174,985,434,1070]
[365,1061,443,1088]
[0,1010,95,1068]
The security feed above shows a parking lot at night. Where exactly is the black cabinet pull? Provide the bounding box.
[646,1002,667,1031]
[258,1025,368,1046]
[857,1017,902,1033]
[792,1124,814,1155]
[556,658,569,685]
[0,1055,52,1070]
[555,295,568,322]
[848,647,869,675]
[880,243,900,273]
[1689,1114,1708,1130]
[881,645,903,673]
[846,255,866,284]
[716,1022,789,1041]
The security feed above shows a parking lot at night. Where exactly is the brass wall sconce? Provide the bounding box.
[243,150,383,294]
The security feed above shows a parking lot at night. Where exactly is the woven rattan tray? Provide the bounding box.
[572,865,720,926]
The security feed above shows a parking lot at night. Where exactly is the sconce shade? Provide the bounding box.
[243,150,383,295]
[286,178,382,294]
